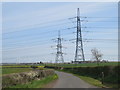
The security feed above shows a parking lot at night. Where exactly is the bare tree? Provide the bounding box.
[91,48,103,66]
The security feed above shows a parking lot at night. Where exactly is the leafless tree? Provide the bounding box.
[91,48,103,66]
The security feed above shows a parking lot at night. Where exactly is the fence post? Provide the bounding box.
[101,72,104,84]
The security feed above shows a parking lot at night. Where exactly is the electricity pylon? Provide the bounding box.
[55,31,64,63]
[74,8,85,63]
[51,31,64,63]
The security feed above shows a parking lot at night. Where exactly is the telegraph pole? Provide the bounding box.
[74,8,85,63]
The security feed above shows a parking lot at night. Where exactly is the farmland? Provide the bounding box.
[1,64,44,75]
[45,62,119,88]
[1,65,57,88]
[2,68,32,75]
[1,62,119,75]
[45,62,119,68]
[1,2,118,89]
[1,61,119,88]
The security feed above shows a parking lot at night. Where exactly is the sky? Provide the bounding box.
[1,2,118,63]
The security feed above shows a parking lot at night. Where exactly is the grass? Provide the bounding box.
[46,62,119,68]
[2,68,33,75]
[58,70,103,87]
[1,64,45,75]
[7,74,58,88]
[1,65,44,68]
[1,62,118,69]
[77,75,119,88]
[57,69,119,88]
[77,75,105,87]
[1,67,46,75]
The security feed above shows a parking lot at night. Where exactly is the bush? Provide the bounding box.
[31,66,38,69]
[45,65,119,84]
[2,69,55,88]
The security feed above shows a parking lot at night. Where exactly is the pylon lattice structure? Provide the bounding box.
[74,8,85,62]
[55,31,64,63]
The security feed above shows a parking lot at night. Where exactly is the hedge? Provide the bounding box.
[45,65,119,84]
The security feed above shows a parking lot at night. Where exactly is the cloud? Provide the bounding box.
[2,2,118,63]
[3,2,112,33]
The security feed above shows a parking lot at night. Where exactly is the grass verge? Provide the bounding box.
[74,74,119,88]
[72,73,119,88]
[57,70,117,88]
[7,74,58,88]
[75,75,105,87]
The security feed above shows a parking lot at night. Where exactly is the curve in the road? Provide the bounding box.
[53,71,98,88]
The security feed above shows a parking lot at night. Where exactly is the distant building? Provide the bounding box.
[71,61,83,64]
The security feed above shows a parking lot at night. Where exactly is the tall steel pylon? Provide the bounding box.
[74,8,85,62]
[55,31,64,63]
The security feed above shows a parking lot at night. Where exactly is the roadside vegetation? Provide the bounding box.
[7,74,58,88]
[64,70,119,88]
[58,69,105,87]
[1,64,57,88]
[46,64,119,88]
[59,70,116,88]
[45,62,119,68]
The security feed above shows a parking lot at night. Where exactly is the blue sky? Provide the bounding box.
[2,2,118,63]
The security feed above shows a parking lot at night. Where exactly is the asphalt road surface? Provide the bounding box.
[52,71,98,88]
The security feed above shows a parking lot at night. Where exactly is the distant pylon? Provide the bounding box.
[74,8,85,62]
[55,31,64,63]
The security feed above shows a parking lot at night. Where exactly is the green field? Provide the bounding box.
[1,64,44,68]
[1,62,119,75]
[0,64,45,75]
[46,62,119,68]
[2,68,33,75]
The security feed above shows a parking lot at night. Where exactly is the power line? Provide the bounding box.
[3,17,117,35]
[3,9,118,63]
[3,27,76,40]
[3,22,72,35]
[84,17,118,18]
[69,16,118,18]
[3,38,117,50]
[3,30,117,41]
[3,27,117,48]
[3,18,69,32]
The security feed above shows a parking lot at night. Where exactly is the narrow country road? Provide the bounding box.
[52,71,97,88]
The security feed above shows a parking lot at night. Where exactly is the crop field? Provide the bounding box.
[1,62,119,75]
[1,64,44,75]
[2,68,33,75]
[1,64,44,68]
[46,62,119,68]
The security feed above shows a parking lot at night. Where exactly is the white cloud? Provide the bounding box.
[3,2,112,33]
[2,2,118,63]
